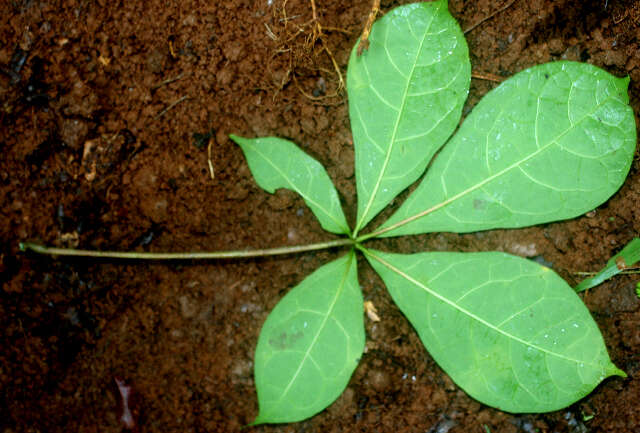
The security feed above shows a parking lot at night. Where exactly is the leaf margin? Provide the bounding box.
[252,249,365,424]
[361,246,626,412]
[348,0,471,235]
[375,61,636,238]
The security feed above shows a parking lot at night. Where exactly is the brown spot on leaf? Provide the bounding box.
[473,199,487,210]
[269,330,305,350]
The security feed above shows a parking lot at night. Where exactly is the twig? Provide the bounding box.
[464,0,519,34]
[264,23,278,41]
[310,0,318,24]
[357,0,381,55]
[207,138,215,180]
[152,72,188,90]
[321,26,351,35]
[154,95,189,119]
[471,71,504,82]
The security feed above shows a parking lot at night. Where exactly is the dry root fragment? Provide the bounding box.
[265,0,350,102]
[98,54,111,66]
[364,300,380,322]
[115,377,136,429]
[82,140,99,181]
[207,137,215,180]
[58,231,79,248]
[471,71,504,82]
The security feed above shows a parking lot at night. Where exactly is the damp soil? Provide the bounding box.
[1,0,639,432]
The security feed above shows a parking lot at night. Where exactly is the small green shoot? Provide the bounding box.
[575,238,640,292]
[21,0,637,426]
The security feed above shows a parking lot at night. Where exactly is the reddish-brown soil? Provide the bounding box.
[1,0,639,432]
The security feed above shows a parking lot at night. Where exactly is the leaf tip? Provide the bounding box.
[620,75,631,88]
[229,133,244,144]
[230,134,258,152]
[248,414,266,427]
[609,364,627,379]
[613,74,631,98]
[249,407,279,426]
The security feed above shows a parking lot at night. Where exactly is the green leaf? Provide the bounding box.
[348,0,470,235]
[575,237,640,292]
[231,135,350,235]
[378,61,636,237]
[253,251,364,424]
[363,247,625,412]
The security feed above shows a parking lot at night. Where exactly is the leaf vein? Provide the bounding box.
[246,142,349,233]
[366,250,606,369]
[354,0,443,235]
[276,253,355,404]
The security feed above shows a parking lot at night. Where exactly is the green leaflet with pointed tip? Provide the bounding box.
[231,135,350,235]
[364,248,625,412]
[379,61,636,237]
[253,251,364,424]
[348,0,470,235]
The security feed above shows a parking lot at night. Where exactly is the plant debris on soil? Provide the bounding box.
[1,0,638,432]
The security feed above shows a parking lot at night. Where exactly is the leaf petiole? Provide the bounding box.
[19,239,355,260]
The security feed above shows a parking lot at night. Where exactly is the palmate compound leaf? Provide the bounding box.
[377,61,636,237]
[363,248,625,412]
[230,135,350,235]
[253,251,364,424]
[231,1,635,424]
[348,0,470,235]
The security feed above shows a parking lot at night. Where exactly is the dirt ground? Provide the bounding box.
[1,0,639,432]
